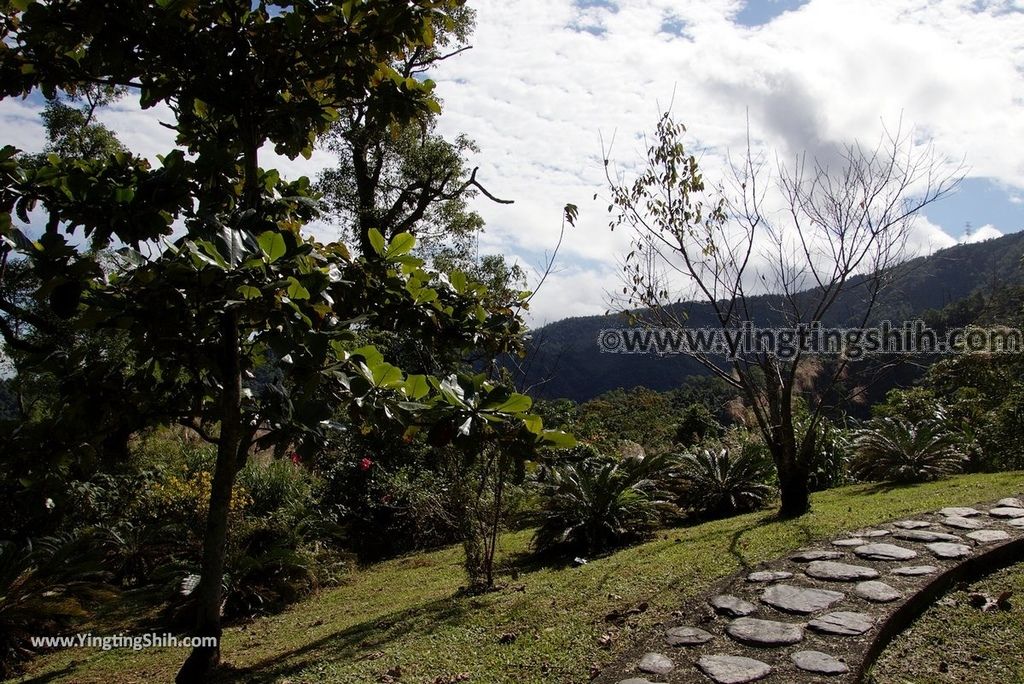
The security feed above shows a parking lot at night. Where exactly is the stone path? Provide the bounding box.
[603,493,1024,684]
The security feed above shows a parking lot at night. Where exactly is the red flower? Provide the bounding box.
[290,452,302,465]
[359,457,373,471]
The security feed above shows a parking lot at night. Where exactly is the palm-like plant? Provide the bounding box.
[673,448,774,518]
[852,417,967,483]
[0,534,113,676]
[532,452,676,555]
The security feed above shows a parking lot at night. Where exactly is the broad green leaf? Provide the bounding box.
[370,362,403,388]
[404,374,429,400]
[541,430,577,449]
[368,228,386,256]
[286,277,310,300]
[258,230,287,262]
[237,285,261,300]
[491,393,532,414]
[386,232,415,258]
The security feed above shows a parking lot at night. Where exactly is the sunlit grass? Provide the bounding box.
[12,472,1023,684]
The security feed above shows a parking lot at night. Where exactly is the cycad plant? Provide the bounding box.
[674,447,774,518]
[532,452,676,555]
[852,417,967,483]
[0,534,113,677]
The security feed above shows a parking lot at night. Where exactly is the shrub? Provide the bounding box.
[674,403,724,446]
[673,446,774,518]
[0,534,114,677]
[852,417,967,483]
[532,452,676,556]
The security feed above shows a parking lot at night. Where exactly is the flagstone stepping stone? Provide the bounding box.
[989,506,1024,518]
[761,584,845,614]
[665,625,714,646]
[966,529,1010,544]
[1006,517,1024,528]
[726,617,804,646]
[853,529,891,537]
[696,655,772,684]
[926,542,973,559]
[997,497,1024,509]
[790,650,850,675]
[617,680,663,684]
[791,549,844,562]
[831,537,866,546]
[892,528,962,543]
[638,652,674,675]
[854,543,918,561]
[939,507,981,517]
[746,570,793,583]
[808,611,874,636]
[892,565,939,576]
[942,516,985,530]
[854,581,901,603]
[805,560,880,581]
[894,520,932,529]
[710,594,757,617]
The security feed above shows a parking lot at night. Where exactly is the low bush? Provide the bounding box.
[852,417,967,483]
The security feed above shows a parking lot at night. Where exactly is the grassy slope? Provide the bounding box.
[13,472,1024,684]
[870,561,1024,684]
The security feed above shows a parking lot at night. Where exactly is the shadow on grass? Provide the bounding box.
[210,594,475,684]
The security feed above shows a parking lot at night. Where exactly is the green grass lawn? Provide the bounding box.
[870,560,1024,684]
[11,472,1024,684]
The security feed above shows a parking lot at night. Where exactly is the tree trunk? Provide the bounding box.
[176,312,243,684]
[777,454,810,518]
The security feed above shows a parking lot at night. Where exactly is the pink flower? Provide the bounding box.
[290,452,302,465]
[359,457,373,472]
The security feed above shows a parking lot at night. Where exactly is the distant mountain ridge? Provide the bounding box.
[517,231,1024,402]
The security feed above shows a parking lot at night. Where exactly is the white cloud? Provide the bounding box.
[5,0,1023,324]
[961,223,1004,243]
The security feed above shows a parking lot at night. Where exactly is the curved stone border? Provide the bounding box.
[856,530,1024,681]
[599,492,1024,684]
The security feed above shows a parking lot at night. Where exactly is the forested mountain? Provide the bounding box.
[517,231,1024,401]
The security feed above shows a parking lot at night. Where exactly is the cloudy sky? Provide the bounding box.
[3,0,1023,325]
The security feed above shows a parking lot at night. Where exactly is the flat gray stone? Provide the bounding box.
[892,565,939,576]
[831,537,867,546]
[761,584,845,614]
[854,529,891,537]
[854,543,918,561]
[696,655,772,684]
[710,594,757,617]
[1006,517,1024,528]
[894,520,932,529]
[967,529,1010,543]
[854,581,902,603]
[617,679,662,684]
[939,507,981,517]
[791,549,844,562]
[665,625,714,646]
[638,652,674,675]
[805,560,880,581]
[997,497,1024,509]
[790,650,850,675]
[927,542,973,559]
[726,617,804,646]
[808,611,874,636]
[746,570,794,583]
[989,506,1024,518]
[942,516,985,530]
[892,528,962,543]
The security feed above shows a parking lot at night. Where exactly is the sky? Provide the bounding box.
[3,0,1024,326]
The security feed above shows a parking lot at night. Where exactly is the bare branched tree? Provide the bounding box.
[606,113,963,516]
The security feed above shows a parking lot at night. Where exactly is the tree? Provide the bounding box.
[606,114,961,516]
[0,2,570,680]
[317,4,511,258]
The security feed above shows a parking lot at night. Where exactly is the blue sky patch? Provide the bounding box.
[734,0,811,28]
[924,177,1024,238]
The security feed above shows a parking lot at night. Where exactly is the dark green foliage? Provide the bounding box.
[532,452,677,556]
[672,446,774,518]
[674,403,723,446]
[852,417,967,483]
[0,533,114,677]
